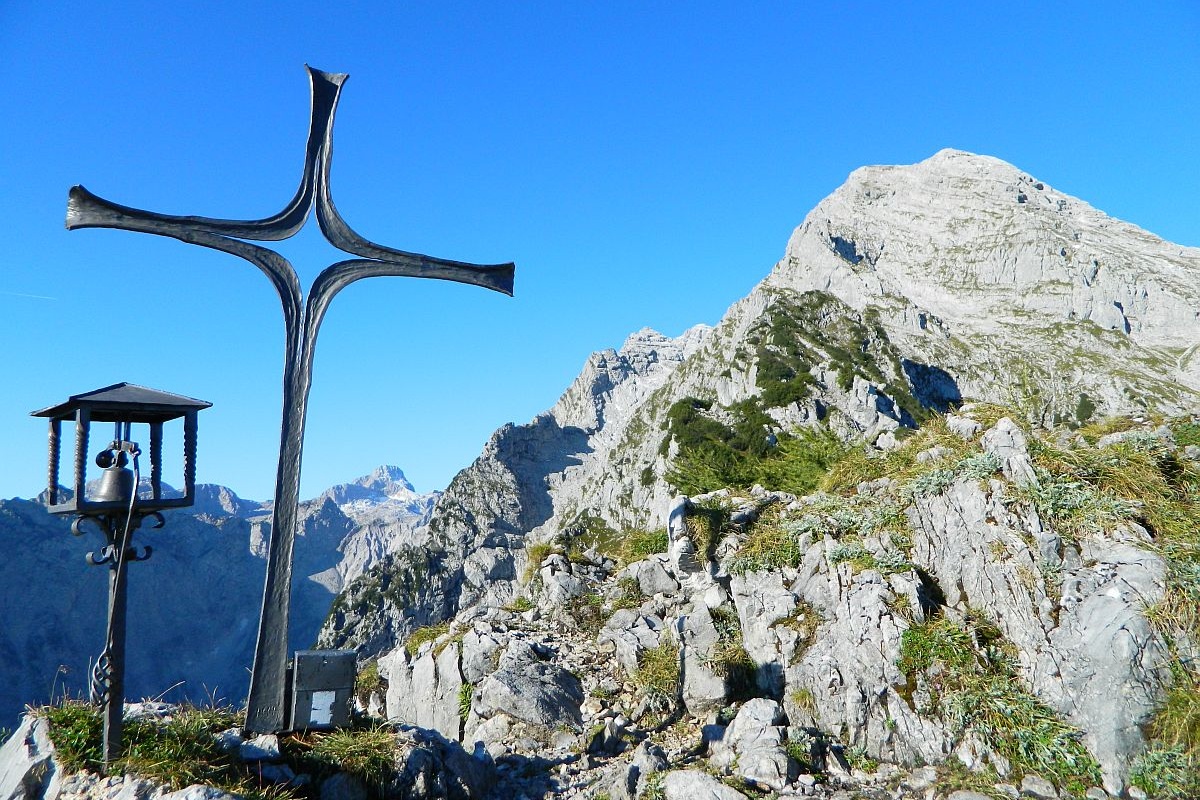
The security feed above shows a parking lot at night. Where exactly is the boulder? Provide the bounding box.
[708,698,792,791]
[472,640,583,733]
[674,605,728,714]
[621,558,680,597]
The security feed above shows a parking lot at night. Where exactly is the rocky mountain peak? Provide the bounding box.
[767,149,1199,414]
[356,465,418,497]
[313,465,435,519]
[191,482,265,519]
[617,325,711,370]
[550,325,712,434]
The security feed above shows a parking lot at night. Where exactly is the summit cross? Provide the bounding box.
[66,66,515,733]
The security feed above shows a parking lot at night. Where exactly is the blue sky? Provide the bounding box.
[1,2,1197,501]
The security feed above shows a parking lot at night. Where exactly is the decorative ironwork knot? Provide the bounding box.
[90,651,112,704]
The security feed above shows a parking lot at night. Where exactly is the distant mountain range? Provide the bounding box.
[0,467,438,727]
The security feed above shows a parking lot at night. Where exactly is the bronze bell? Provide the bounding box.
[93,448,134,504]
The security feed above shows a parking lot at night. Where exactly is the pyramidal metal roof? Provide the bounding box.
[31,382,212,422]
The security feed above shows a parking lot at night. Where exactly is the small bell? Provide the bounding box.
[93,448,134,504]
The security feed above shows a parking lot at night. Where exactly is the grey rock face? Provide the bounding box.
[769,149,1200,416]
[789,559,952,768]
[1020,773,1059,799]
[388,724,496,800]
[730,570,798,695]
[907,468,1168,792]
[674,604,728,715]
[980,418,1038,486]
[379,641,464,742]
[0,716,59,800]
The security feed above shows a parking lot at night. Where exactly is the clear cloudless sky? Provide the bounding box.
[1,2,1197,501]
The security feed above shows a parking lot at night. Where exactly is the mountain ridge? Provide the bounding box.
[319,149,1198,716]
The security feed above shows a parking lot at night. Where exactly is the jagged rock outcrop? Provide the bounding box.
[366,409,1196,798]
[0,716,59,800]
[319,329,710,656]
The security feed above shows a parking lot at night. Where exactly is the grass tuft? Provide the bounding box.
[898,616,1100,792]
[634,640,681,721]
[403,621,450,658]
[301,726,396,797]
[616,528,669,565]
[39,701,296,800]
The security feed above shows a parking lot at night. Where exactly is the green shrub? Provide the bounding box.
[1130,745,1200,799]
[561,513,623,559]
[828,541,876,572]
[664,397,847,496]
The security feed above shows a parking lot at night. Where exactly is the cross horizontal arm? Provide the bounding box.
[313,155,514,297]
[65,185,304,330]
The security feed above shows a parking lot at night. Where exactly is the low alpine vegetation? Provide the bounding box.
[897,615,1101,793]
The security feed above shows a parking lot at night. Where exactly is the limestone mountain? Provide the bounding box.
[319,149,1198,658]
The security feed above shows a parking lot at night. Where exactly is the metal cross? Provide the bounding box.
[65,66,515,733]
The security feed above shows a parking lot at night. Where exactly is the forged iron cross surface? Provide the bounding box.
[65,66,515,733]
